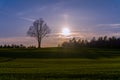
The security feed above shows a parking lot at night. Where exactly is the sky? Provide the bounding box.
[0,0,120,47]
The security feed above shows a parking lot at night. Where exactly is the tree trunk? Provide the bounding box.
[38,39,41,48]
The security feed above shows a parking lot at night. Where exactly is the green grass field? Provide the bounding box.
[0,48,120,80]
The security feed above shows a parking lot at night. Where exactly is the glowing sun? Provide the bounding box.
[62,28,70,36]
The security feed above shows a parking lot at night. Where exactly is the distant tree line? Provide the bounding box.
[0,44,36,48]
[61,36,120,48]
[1,36,120,49]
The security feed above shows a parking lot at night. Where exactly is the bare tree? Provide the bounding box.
[27,18,50,48]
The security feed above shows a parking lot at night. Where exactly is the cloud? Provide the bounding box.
[0,37,36,46]
[20,17,35,22]
[0,36,64,47]
[0,9,35,22]
[16,12,25,16]
[94,24,120,36]
[16,1,65,16]
[0,31,86,47]
[35,6,48,12]
[0,31,120,47]
[97,24,120,28]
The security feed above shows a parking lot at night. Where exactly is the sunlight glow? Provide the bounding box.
[62,27,70,36]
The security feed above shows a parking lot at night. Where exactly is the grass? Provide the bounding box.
[0,48,120,59]
[0,48,120,80]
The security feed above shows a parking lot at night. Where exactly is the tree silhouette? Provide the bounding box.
[61,36,120,49]
[27,18,50,48]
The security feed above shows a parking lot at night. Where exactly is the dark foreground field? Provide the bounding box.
[0,48,120,80]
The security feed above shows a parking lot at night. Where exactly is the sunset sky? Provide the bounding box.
[0,0,120,47]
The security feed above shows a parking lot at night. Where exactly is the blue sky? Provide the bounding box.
[0,0,120,46]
